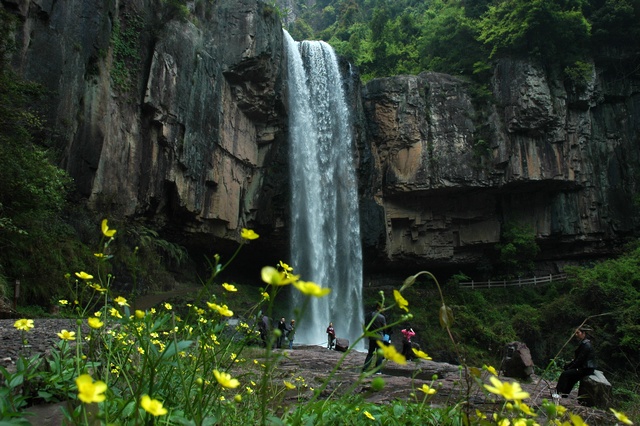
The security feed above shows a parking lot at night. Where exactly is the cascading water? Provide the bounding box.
[284,30,364,349]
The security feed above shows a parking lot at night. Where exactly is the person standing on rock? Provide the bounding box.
[363,303,386,373]
[555,325,597,398]
[326,322,336,349]
[287,319,295,349]
[277,317,287,348]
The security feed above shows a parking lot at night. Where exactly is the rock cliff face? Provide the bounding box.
[360,61,640,273]
[4,0,640,277]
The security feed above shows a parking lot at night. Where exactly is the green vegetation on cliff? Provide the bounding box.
[286,0,640,82]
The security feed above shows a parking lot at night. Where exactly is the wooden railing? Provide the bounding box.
[458,273,568,289]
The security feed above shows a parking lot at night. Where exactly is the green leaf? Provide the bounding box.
[439,304,454,329]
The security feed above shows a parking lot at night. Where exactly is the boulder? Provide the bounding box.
[578,370,612,408]
[501,341,535,380]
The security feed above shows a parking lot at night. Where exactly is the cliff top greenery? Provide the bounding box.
[285,0,640,83]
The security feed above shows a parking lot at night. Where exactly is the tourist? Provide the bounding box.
[277,317,287,348]
[287,319,295,349]
[326,322,336,349]
[362,303,386,373]
[258,313,270,348]
[401,326,416,360]
[555,326,597,397]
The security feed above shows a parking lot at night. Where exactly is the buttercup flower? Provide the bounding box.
[213,369,240,389]
[412,348,432,360]
[222,283,237,292]
[14,319,34,331]
[393,289,409,312]
[109,307,122,319]
[484,376,530,401]
[570,413,588,426]
[284,381,296,390]
[75,271,94,280]
[88,317,104,329]
[261,291,270,300]
[241,228,259,240]
[483,364,498,376]
[140,395,168,416]
[207,302,234,317]
[418,384,436,395]
[101,219,116,238]
[57,329,76,341]
[610,408,633,425]
[292,280,331,297]
[164,302,172,310]
[261,266,299,286]
[364,411,375,421]
[135,310,145,319]
[514,401,536,416]
[376,341,406,364]
[114,296,129,307]
[58,299,69,305]
[76,374,107,403]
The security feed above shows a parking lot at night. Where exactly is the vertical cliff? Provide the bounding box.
[4,0,640,276]
[5,0,289,261]
[360,59,640,273]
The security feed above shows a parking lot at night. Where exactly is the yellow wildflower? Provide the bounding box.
[101,219,116,237]
[213,370,240,389]
[393,289,409,312]
[376,341,406,364]
[14,319,34,331]
[76,374,107,403]
[412,348,432,360]
[483,364,498,376]
[135,310,145,319]
[164,302,172,310]
[222,283,237,292]
[140,395,168,416]
[364,411,375,421]
[570,413,588,426]
[75,271,93,280]
[58,299,69,305]
[484,376,530,401]
[109,307,122,319]
[514,401,536,416]
[114,296,129,307]
[610,409,633,425]
[418,384,436,395]
[292,280,331,297]
[284,381,296,390]
[88,317,104,329]
[241,228,259,240]
[261,291,270,300]
[206,302,234,317]
[261,266,299,286]
[57,330,76,341]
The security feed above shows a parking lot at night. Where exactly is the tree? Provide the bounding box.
[476,0,591,67]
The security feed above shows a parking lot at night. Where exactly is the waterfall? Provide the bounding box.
[284,30,364,349]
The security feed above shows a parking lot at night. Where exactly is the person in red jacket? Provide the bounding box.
[401,326,416,360]
[326,322,336,349]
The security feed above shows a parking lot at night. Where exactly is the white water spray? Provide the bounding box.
[284,30,364,348]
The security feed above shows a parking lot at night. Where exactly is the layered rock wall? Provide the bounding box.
[361,60,640,272]
[4,0,640,275]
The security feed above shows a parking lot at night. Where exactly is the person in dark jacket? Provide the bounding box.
[362,303,386,373]
[277,317,287,348]
[556,326,597,397]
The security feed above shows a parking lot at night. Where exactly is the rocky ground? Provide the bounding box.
[0,319,614,425]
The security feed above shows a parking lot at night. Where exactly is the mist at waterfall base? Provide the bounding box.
[284,31,365,351]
